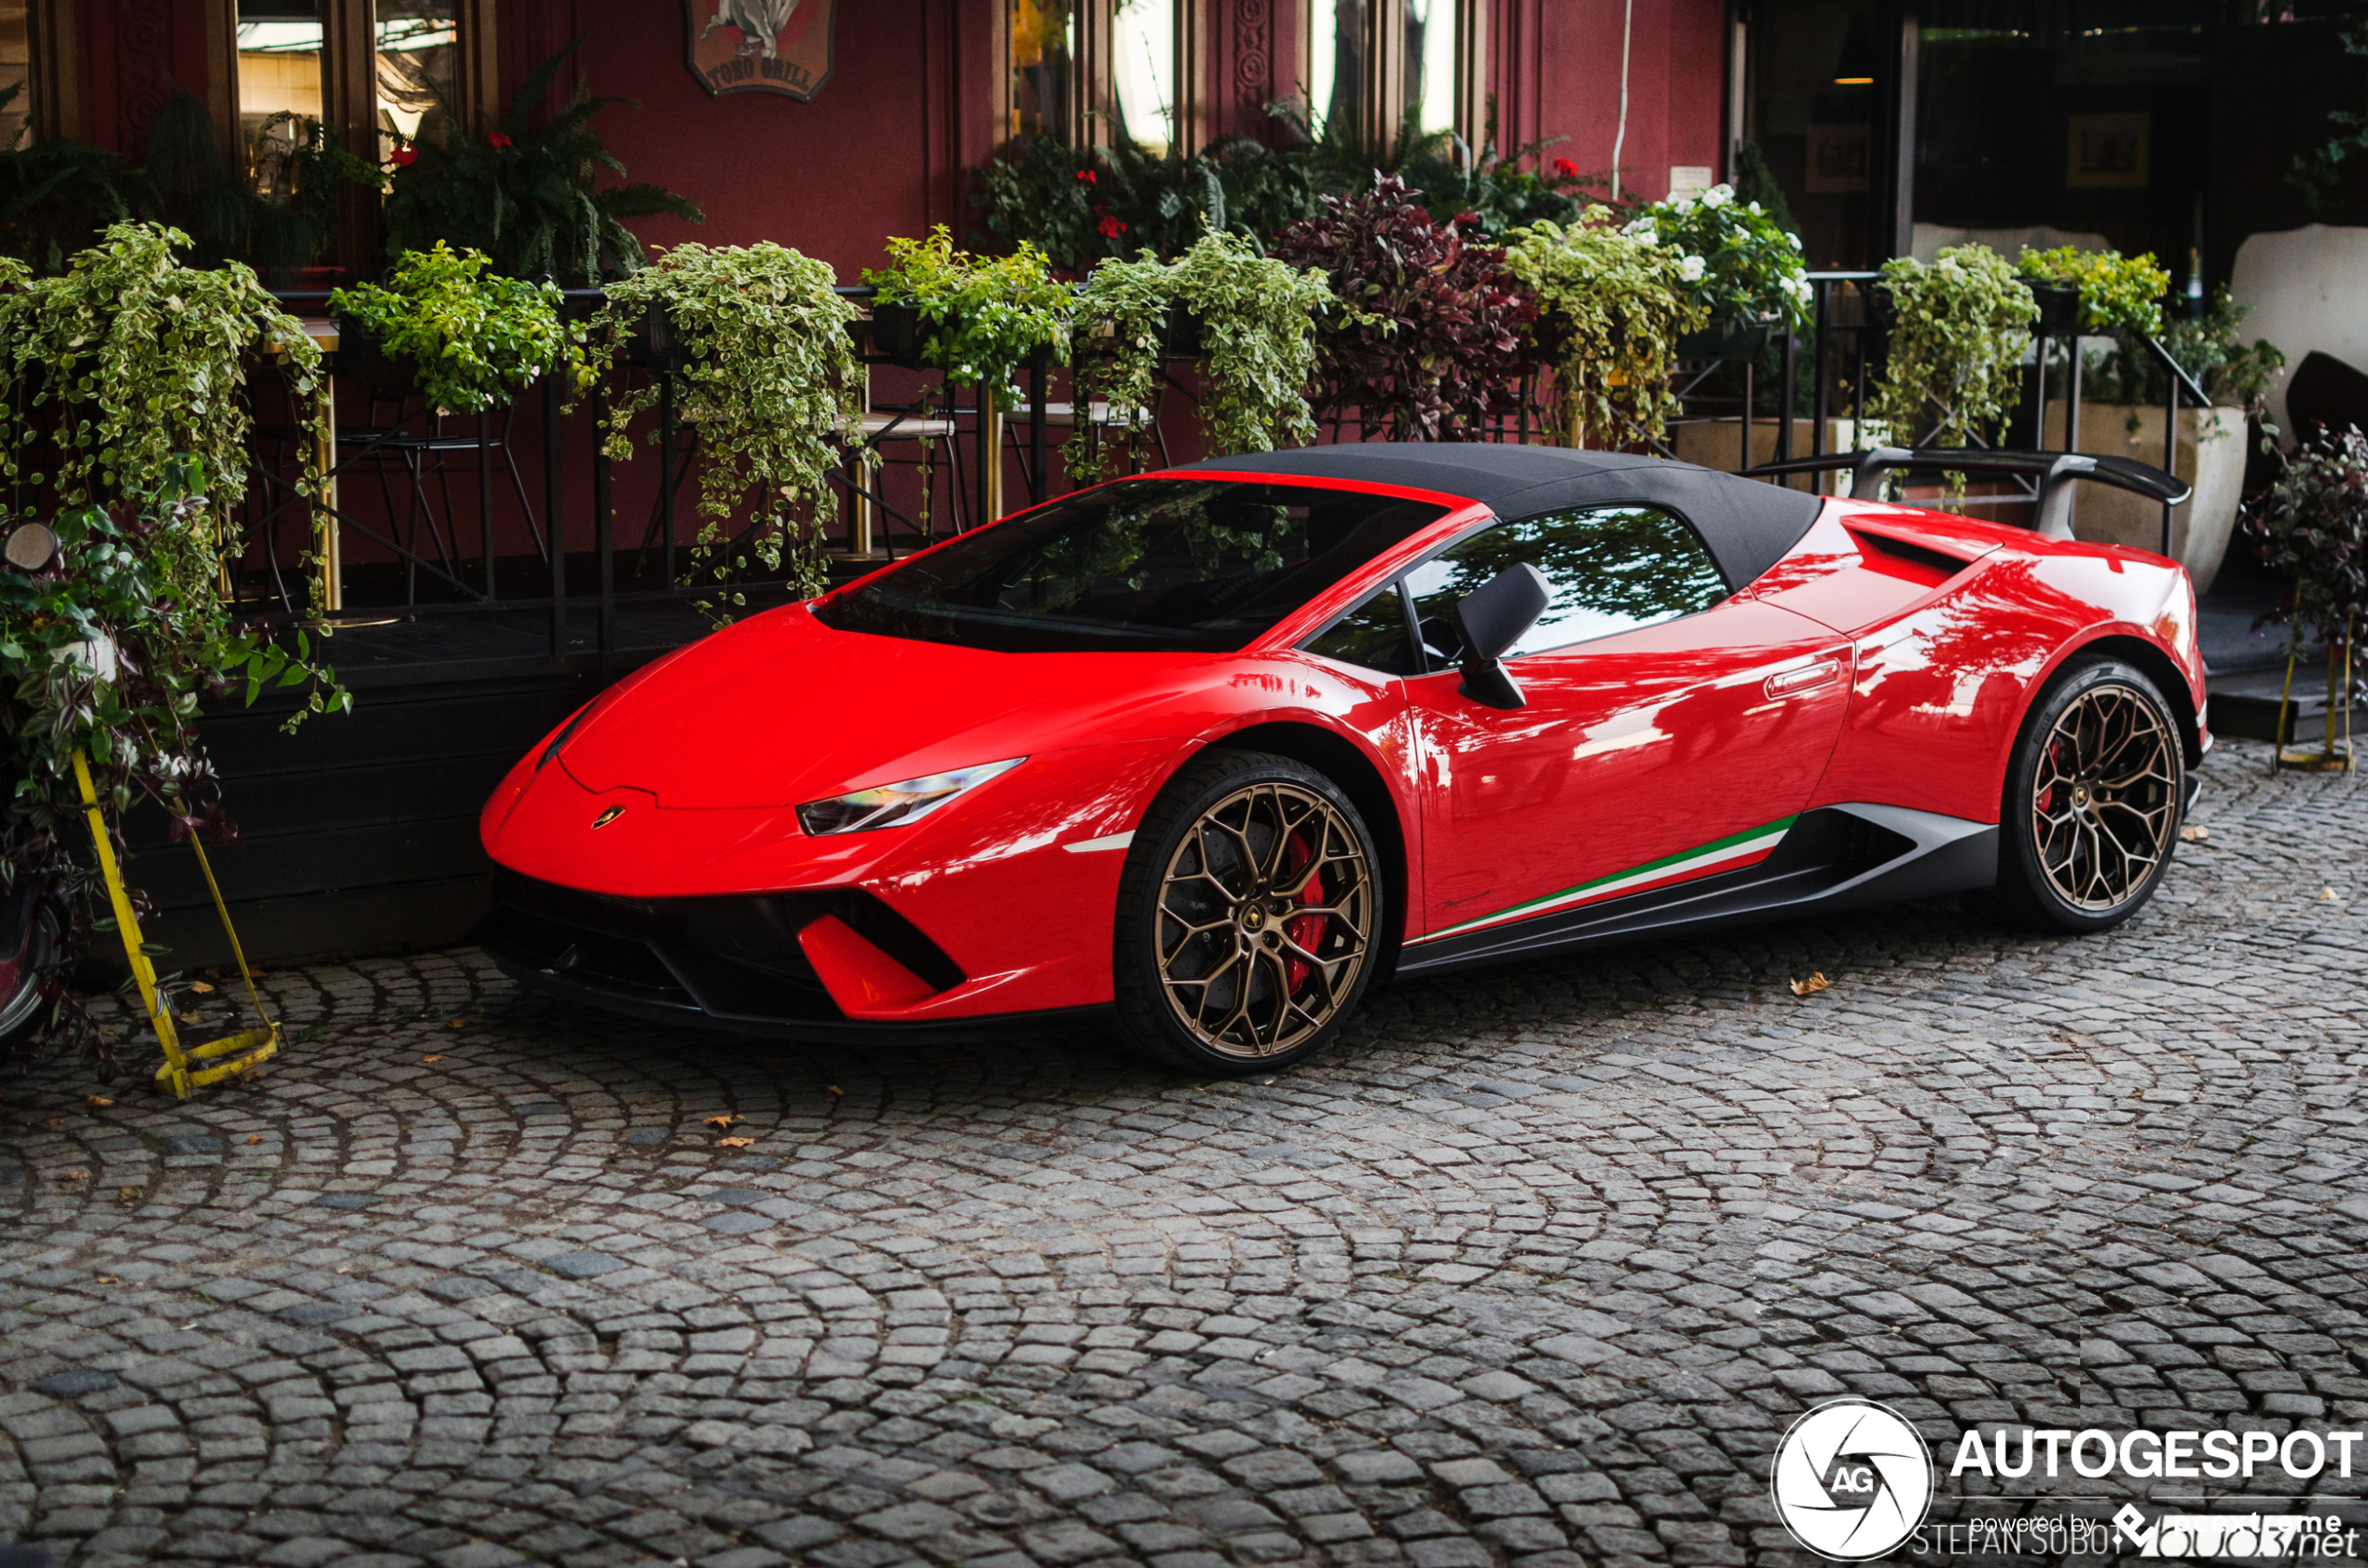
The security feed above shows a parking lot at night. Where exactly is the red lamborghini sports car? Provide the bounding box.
[479,445,2207,1073]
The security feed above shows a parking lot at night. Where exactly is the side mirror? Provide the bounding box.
[1452,563,1549,710]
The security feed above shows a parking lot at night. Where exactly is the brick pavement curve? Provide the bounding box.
[0,738,2362,1568]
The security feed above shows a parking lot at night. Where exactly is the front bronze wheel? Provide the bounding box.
[1115,751,1383,1073]
[1996,656,2184,932]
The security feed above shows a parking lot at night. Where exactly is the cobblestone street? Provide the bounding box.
[0,739,2362,1568]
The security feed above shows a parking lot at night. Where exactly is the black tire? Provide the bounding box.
[1992,655,2184,933]
[0,898,60,1052]
[1112,750,1384,1075]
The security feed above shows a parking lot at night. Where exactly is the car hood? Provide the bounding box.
[558,602,1224,808]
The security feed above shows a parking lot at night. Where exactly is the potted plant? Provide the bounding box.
[861,227,1072,415]
[382,37,702,286]
[2243,424,2365,770]
[1067,232,1338,483]
[1504,207,1705,450]
[1863,242,2039,492]
[2034,262,2281,593]
[1625,182,1811,361]
[1272,175,1534,442]
[586,241,870,606]
[0,222,345,1066]
[329,242,585,415]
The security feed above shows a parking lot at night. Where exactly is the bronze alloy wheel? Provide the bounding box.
[2029,681,2180,911]
[1154,779,1374,1060]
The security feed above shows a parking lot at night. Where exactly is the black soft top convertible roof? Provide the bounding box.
[1173,444,1824,590]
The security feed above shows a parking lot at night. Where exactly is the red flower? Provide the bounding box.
[390,145,418,168]
[1553,157,1578,179]
[488,132,514,149]
[1076,169,1096,185]
[1097,214,1127,239]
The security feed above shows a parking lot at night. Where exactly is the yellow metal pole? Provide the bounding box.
[72,750,187,1096]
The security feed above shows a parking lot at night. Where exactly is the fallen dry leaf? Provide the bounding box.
[59,1169,88,1181]
[43,1117,62,1129]
[420,1053,444,1064]
[2322,887,2342,901]
[94,1273,119,1286]
[826,1085,843,1097]
[447,1017,466,1029]
[117,1187,141,1204]
[188,981,215,994]
[2179,825,2210,843]
[719,1135,754,1148]
[335,1265,351,1274]
[245,1135,261,1145]
[703,1114,741,1130]
[1789,972,1830,997]
[85,1095,114,1109]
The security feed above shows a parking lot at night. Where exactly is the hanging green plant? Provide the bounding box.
[1506,207,1706,449]
[330,242,586,415]
[1625,183,1811,335]
[1065,251,1174,486]
[586,241,870,606]
[2014,246,2169,337]
[862,226,1071,412]
[0,223,347,1067]
[1865,243,2038,450]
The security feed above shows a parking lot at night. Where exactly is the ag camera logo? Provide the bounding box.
[1771,1397,1934,1561]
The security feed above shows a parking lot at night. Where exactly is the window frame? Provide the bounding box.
[1002,0,1207,157]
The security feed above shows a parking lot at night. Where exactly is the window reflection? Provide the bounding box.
[1306,0,1365,140]
[239,0,325,199]
[377,0,458,154]
[1405,507,1729,661]
[1405,0,1455,139]
[0,1,29,149]
[1112,0,1174,154]
[1011,0,1075,142]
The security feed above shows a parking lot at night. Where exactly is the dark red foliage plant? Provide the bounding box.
[1272,175,1536,442]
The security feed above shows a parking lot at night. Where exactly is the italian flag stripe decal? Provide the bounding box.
[1421,817,1798,942]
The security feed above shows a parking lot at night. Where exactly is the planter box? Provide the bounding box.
[1671,418,1861,492]
[2042,401,2246,593]
[863,301,929,369]
[1675,319,1771,363]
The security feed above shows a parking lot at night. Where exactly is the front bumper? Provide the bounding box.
[480,870,1098,1042]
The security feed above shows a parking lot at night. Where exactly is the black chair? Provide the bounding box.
[2284,350,2368,441]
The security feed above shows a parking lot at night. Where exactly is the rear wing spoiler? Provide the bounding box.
[1742,447,2189,542]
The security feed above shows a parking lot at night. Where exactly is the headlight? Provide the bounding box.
[796,757,1025,836]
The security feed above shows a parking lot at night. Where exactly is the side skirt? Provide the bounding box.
[1395,804,1999,979]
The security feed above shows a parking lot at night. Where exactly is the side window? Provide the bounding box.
[1303,585,1421,676]
[1402,505,1728,662]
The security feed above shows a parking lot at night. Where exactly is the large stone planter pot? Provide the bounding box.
[2043,402,2246,593]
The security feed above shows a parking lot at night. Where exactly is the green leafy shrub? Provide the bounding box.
[2015,245,2169,336]
[1507,208,1706,449]
[2081,285,2284,415]
[331,242,585,415]
[0,224,346,1065]
[2247,423,2368,646]
[1866,243,2038,449]
[863,227,1071,411]
[587,242,869,604]
[1626,183,1810,333]
[384,37,702,284]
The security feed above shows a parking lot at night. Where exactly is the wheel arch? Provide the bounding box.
[2057,632,2206,768]
[1204,721,1411,983]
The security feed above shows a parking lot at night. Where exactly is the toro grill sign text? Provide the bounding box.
[684,0,839,101]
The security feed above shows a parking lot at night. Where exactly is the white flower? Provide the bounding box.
[1678,255,1707,282]
[1788,232,1804,251]
[1624,215,1657,239]
[1701,185,1732,208]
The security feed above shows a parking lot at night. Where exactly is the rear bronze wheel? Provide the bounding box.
[1995,656,2183,932]
[1114,751,1381,1073]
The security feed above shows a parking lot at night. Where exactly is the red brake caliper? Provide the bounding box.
[1281,831,1325,991]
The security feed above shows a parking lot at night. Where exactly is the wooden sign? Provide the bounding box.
[685,0,839,101]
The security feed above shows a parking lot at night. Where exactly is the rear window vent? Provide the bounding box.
[1849,529,1979,580]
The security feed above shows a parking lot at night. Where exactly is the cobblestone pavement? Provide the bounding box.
[1,739,2364,1568]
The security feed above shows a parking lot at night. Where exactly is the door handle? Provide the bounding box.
[1765,658,1842,699]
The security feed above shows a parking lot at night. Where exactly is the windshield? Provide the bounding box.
[815,478,1452,653]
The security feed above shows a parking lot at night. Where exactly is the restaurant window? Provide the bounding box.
[1112,0,1175,153]
[375,0,459,155]
[1004,0,1180,154]
[1307,0,1367,140]
[1010,0,1078,142]
[1305,0,1479,152]
[237,0,325,200]
[0,0,30,147]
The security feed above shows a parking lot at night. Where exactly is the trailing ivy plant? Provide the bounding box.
[1625,183,1810,334]
[330,242,586,415]
[2014,245,2168,337]
[863,227,1071,412]
[2081,284,2284,415]
[0,224,347,1066]
[384,36,703,284]
[1272,176,1534,441]
[1066,232,1336,483]
[1506,208,1706,449]
[586,241,870,606]
[1865,243,2037,451]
